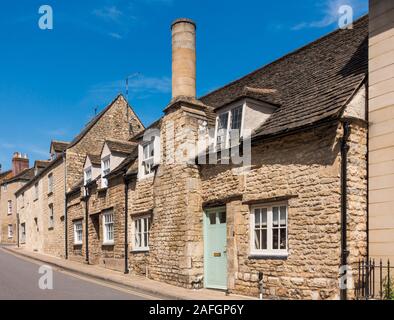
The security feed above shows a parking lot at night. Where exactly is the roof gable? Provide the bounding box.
[67,94,144,149]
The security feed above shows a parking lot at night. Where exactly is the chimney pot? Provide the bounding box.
[12,152,29,176]
[171,18,196,99]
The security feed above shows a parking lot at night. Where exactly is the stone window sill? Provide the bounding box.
[131,248,150,254]
[102,242,114,246]
[248,252,289,260]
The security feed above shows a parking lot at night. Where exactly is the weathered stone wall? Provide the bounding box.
[346,120,368,299]
[127,176,154,275]
[199,121,367,300]
[42,161,65,258]
[0,180,24,244]
[18,176,46,253]
[85,175,126,272]
[147,106,205,288]
[66,190,85,263]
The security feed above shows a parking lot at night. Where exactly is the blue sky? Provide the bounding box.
[0,0,368,169]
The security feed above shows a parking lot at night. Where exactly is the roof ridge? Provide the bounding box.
[200,14,368,101]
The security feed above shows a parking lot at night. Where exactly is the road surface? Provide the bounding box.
[0,247,158,300]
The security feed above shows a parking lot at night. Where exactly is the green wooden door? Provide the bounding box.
[204,208,227,290]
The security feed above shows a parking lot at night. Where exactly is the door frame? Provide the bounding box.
[203,207,228,290]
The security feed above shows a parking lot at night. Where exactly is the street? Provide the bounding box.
[0,248,158,300]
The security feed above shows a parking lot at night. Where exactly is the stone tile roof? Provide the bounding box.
[15,157,63,196]
[200,15,368,138]
[86,154,101,166]
[51,141,69,153]
[105,139,137,155]
[0,170,12,182]
[3,168,35,184]
[35,160,51,169]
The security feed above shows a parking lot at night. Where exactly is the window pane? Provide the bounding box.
[150,141,154,158]
[273,207,279,227]
[219,212,226,224]
[273,229,279,249]
[280,206,287,227]
[254,229,261,249]
[218,113,228,130]
[254,209,261,227]
[280,228,287,249]
[144,232,148,247]
[261,208,267,227]
[261,229,267,250]
[209,213,216,225]
[231,106,243,130]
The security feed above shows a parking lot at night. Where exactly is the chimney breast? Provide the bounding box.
[171,18,196,99]
[12,152,29,176]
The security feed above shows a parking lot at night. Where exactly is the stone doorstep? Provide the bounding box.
[2,247,254,301]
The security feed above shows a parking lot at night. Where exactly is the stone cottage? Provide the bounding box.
[15,95,144,258]
[0,153,33,244]
[63,16,369,300]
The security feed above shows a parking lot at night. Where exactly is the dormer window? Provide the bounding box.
[101,157,110,188]
[215,105,244,150]
[84,167,92,186]
[142,140,155,176]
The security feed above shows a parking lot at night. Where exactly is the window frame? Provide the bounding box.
[7,200,12,215]
[132,215,151,252]
[214,104,245,150]
[20,223,26,244]
[250,203,289,257]
[101,156,111,188]
[141,140,155,178]
[34,183,39,200]
[48,173,53,194]
[8,224,13,239]
[73,220,83,245]
[48,204,54,229]
[102,211,114,245]
[84,167,92,186]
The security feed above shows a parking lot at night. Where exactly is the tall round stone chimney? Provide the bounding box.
[171,18,196,99]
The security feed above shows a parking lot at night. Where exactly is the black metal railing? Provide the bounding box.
[355,259,394,300]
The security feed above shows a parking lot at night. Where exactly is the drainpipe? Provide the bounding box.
[340,121,351,301]
[365,80,369,263]
[64,151,68,260]
[124,172,130,274]
[17,213,20,248]
[84,186,90,264]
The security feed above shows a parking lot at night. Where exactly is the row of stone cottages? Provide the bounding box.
[0,16,369,299]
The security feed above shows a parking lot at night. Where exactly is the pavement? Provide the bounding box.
[1,246,255,300]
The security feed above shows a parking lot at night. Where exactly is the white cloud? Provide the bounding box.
[108,32,123,39]
[92,6,124,22]
[90,75,171,95]
[291,0,367,31]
